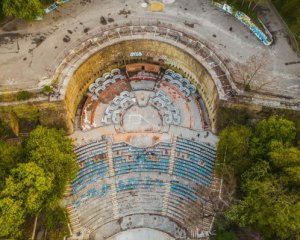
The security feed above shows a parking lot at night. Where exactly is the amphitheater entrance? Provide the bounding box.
[105,228,174,240]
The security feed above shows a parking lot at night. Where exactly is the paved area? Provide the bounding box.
[106,228,174,240]
[86,88,203,132]
[0,0,299,99]
[123,105,163,132]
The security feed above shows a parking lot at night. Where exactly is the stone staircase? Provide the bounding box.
[106,139,115,177]
[162,182,171,216]
[63,183,73,197]
[168,136,177,175]
[66,204,82,234]
[106,138,119,219]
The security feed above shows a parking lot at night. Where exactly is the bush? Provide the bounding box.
[42,85,54,95]
[16,91,33,101]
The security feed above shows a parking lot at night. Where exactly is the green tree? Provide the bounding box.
[218,116,300,239]
[269,143,300,190]
[227,179,300,240]
[2,162,53,214]
[0,197,26,238]
[25,126,78,207]
[250,116,296,160]
[42,85,54,96]
[2,0,44,20]
[0,140,23,190]
[217,125,252,177]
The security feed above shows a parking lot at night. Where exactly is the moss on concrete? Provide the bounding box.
[0,100,73,137]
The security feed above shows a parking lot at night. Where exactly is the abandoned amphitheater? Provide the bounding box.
[0,0,300,239]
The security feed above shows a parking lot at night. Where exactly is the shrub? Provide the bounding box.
[16,91,33,101]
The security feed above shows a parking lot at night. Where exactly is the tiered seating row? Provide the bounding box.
[173,159,211,186]
[72,161,109,194]
[162,69,197,97]
[88,69,126,101]
[177,137,215,152]
[102,91,136,125]
[71,138,216,230]
[176,138,215,168]
[149,90,181,125]
[76,142,107,163]
[170,181,205,203]
[71,177,213,231]
[112,142,171,175]
[175,146,214,172]
[173,138,216,186]
[74,139,107,155]
[72,140,109,194]
[72,184,111,208]
[116,178,164,191]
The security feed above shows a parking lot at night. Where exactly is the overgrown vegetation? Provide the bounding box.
[0,118,11,139]
[215,215,239,240]
[42,85,54,96]
[220,0,260,20]
[216,116,300,239]
[0,102,69,139]
[0,126,78,239]
[0,0,54,20]
[44,207,70,239]
[16,90,33,101]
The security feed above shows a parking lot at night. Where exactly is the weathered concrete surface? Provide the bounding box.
[0,0,299,99]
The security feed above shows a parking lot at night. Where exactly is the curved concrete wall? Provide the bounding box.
[63,40,220,132]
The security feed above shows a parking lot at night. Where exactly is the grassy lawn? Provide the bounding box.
[271,0,300,50]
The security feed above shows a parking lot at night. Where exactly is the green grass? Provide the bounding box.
[271,0,300,51]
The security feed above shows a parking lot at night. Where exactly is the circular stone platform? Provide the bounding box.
[106,228,174,240]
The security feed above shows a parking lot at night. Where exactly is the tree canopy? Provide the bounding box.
[0,140,23,190]
[2,0,44,20]
[0,197,26,238]
[217,116,300,239]
[0,162,53,237]
[2,162,53,214]
[25,126,78,206]
[217,125,252,177]
[0,126,78,239]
